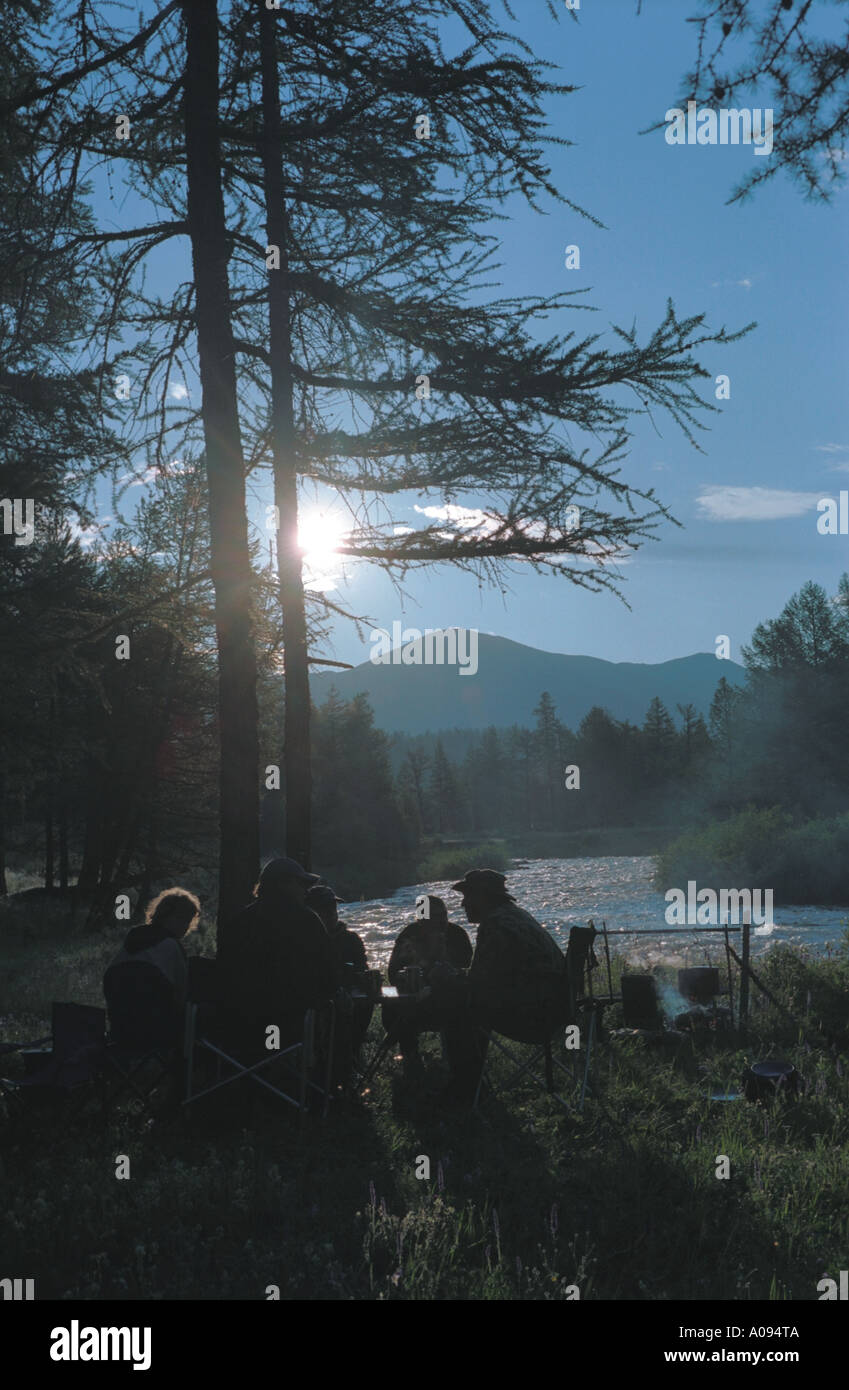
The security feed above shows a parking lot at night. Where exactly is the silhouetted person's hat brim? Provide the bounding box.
[306,885,344,908]
[259,857,320,891]
[450,869,508,895]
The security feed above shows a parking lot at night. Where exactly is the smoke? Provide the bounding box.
[656,979,689,1020]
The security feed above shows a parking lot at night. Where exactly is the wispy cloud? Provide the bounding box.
[169,383,189,401]
[414,503,491,530]
[119,465,159,488]
[118,460,189,487]
[814,443,849,455]
[696,486,822,522]
[709,276,753,290]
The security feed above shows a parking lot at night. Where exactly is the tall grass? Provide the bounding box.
[1,907,847,1300]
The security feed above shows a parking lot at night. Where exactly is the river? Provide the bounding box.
[340,855,848,969]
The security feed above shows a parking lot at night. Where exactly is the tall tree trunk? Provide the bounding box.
[259,5,312,870]
[183,0,260,933]
[58,794,69,893]
[77,760,102,896]
[44,694,55,890]
[44,809,54,890]
[140,807,157,904]
[0,764,7,895]
[56,675,69,892]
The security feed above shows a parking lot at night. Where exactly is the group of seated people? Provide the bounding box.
[103,856,572,1109]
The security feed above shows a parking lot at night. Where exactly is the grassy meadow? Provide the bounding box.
[1,883,848,1302]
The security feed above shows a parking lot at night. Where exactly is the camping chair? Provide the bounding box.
[183,998,337,1122]
[473,925,601,1115]
[0,1002,106,1115]
[101,961,182,1114]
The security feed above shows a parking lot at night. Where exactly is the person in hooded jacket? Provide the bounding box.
[103,888,201,1049]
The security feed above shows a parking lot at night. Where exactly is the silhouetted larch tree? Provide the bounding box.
[671,0,849,202]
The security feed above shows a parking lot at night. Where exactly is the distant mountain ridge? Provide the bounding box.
[310,633,744,733]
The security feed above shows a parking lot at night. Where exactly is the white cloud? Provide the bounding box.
[414,503,492,531]
[696,486,822,522]
[393,525,414,536]
[815,443,849,454]
[119,465,158,487]
[709,276,753,290]
[169,383,189,401]
[119,459,189,487]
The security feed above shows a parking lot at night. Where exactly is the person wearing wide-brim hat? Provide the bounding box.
[448,869,566,1023]
[217,856,336,1056]
[426,868,567,1104]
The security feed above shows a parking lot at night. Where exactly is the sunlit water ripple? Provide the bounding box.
[340,856,848,970]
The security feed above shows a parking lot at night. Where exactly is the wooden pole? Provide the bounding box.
[602,920,614,999]
[723,926,734,1020]
[740,918,751,1026]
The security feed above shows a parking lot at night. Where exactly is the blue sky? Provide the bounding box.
[303,0,849,669]
[94,1,849,671]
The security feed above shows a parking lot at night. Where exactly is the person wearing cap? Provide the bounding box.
[217,856,337,1056]
[305,885,368,977]
[306,884,372,1082]
[383,895,473,1081]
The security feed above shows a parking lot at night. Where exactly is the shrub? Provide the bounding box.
[416,841,509,883]
[656,807,849,904]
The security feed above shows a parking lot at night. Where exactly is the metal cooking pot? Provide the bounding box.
[621,975,663,1030]
[742,1058,799,1102]
[678,967,720,1002]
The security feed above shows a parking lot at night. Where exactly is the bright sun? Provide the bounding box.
[297,510,348,588]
